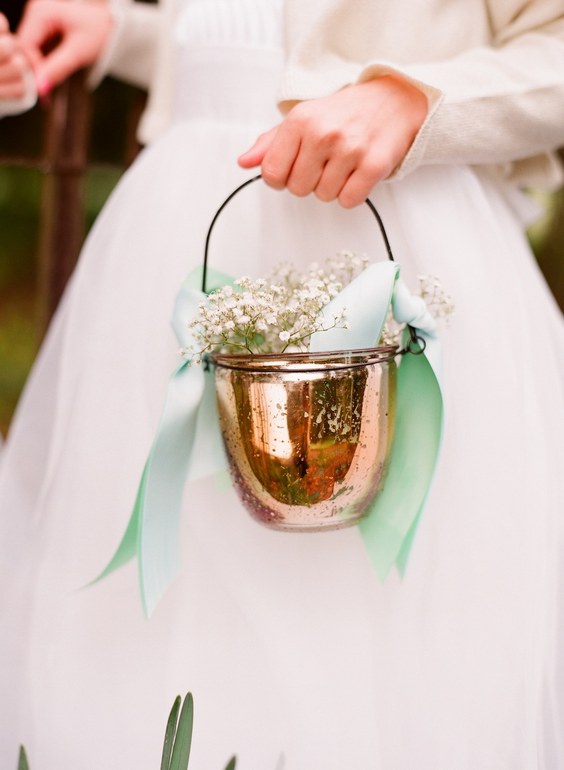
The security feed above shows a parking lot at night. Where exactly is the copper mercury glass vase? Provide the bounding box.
[210,347,397,532]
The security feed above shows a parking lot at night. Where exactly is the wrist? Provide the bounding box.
[363,74,428,137]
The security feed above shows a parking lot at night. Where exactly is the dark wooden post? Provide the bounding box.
[37,70,92,335]
[535,186,564,312]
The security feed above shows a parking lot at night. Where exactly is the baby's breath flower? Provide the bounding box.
[186,251,452,359]
[417,275,455,320]
[379,275,455,346]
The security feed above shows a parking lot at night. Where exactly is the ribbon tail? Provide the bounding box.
[137,360,206,617]
[90,273,230,616]
[86,466,145,587]
[395,506,423,576]
[88,360,206,617]
[307,264,444,578]
[359,333,443,578]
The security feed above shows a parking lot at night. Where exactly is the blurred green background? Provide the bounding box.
[0,77,143,436]
[0,77,563,438]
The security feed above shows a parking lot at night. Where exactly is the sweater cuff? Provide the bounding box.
[88,1,158,91]
[356,62,444,180]
[0,67,37,118]
[87,1,125,89]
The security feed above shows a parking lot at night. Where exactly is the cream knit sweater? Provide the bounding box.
[94,0,564,189]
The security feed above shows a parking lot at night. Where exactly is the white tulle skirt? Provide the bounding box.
[1,44,564,770]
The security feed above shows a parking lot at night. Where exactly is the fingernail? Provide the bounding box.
[35,73,53,98]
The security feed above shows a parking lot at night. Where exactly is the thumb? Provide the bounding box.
[238,125,279,168]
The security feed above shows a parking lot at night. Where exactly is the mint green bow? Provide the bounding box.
[95,263,443,616]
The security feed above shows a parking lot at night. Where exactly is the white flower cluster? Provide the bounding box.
[380,274,455,347]
[417,274,455,320]
[187,251,369,358]
[268,251,370,294]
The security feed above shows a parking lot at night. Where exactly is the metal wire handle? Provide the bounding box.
[202,174,424,354]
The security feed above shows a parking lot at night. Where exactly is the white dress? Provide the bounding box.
[1,1,563,768]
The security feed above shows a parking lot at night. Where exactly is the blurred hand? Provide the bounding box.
[17,0,113,96]
[238,75,428,208]
[0,13,34,100]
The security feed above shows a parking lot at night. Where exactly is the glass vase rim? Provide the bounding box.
[207,345,398,373]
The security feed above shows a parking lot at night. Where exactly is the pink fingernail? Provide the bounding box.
[35,73,53,98]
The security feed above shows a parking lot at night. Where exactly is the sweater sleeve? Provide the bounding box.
[88,0,161,91]
[357,9,564,182]
[0,67,36,118]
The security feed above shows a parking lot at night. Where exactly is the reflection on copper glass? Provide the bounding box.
[211,348,397,532]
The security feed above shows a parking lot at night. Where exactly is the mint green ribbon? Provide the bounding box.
[93,268,228,616]
[360,279,443,577]
[308,263,443,578]
[96,263,443,616]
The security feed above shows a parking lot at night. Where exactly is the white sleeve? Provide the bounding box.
[88,0,161,91]
[357,8,564,179]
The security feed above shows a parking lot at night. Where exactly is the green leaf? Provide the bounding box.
[170,693,194,770]
[18,746,29,770]
[161,696,182,770]
[223,756,237,770]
